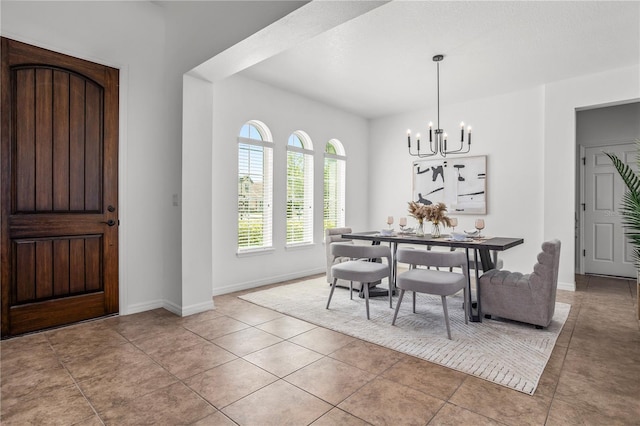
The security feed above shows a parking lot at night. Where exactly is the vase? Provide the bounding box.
[416,221,425,236]
[431,222,441,238]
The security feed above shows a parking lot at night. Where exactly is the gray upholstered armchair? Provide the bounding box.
[478,239,561,328]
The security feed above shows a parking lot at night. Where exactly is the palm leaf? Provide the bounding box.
[604,151,640,196]
[605,147,640,267]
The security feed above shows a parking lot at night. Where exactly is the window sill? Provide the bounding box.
[285,243,315,251]
[236,247,275,258]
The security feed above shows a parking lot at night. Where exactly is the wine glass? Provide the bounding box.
[475,219,485,238]
[386,216,394,229]
[399,217,407,232]
[449,217,458,233]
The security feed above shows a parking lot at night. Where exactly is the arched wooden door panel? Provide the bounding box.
[1,38,119,337]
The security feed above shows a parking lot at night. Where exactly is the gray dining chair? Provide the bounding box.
[325,227,355,289]
[392,248,468,339]
[326,243,392,319]
[479,239,561,328]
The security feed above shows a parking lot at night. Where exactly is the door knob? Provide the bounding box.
[102,219,116,226]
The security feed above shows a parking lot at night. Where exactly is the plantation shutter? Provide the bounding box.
[238,136,273,251]
[286,145,314,245]
[324,152,346,232]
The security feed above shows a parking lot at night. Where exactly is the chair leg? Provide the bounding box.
[326,278,338,309]
[449,247,455,272]
[364,282,370,320]
[441,295,452,340]
[412,291,416,313]
[392,289,405,325]
[349,281,353,300]
[463,288,468,325]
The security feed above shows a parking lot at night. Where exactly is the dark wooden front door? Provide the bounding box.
[1,38,119,337]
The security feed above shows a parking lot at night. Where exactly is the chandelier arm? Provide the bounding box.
[442,140,471,154]
[408,142,436,157]
[408,133,439,157]
[417,146,438,157]
[426,138,438,155]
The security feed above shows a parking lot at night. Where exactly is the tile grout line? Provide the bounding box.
[541,292,582,425]
[218,311,397,425]
[5,274,635,425]
[44,332,107,426]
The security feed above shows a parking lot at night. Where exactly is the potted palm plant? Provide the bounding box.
[605,143,640,319]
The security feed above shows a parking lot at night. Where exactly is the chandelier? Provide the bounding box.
[406,54,471,158]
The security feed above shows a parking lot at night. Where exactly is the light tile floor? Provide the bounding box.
[1,274,638,425]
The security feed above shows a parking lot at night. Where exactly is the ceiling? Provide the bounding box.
[239,1,640,119]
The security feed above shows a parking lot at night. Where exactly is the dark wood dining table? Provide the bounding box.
[341,231,524,322]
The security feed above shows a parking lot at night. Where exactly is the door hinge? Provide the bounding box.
[582,157,586,165]
[583,249,586,257]
[581,203,586,211]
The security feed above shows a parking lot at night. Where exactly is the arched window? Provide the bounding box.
[324,139,346,232]
[286,131,314,245]
[237,121,273,252]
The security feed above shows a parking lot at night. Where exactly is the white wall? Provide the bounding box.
[1,0,305,315]
[181,75,214,314]
[369,86,546,277]
[544,65,640,287]
[1,1,168,313]
[179,1,386,307]
[162,1,306,310]
[210,74,369,294]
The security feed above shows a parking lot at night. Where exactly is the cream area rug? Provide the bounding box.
[240,276,570,395]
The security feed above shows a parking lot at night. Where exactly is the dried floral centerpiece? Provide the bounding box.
[407,201,452,237]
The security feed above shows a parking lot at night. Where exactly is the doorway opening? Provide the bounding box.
[575,101,640,279]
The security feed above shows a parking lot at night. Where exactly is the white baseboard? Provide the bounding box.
[213,267,325,296]
[121,299,214,317]
[557,281,576,292]
[179,300,215,316]
[160,299,215,317]
[162,300,183,316]
[124,299,165,315]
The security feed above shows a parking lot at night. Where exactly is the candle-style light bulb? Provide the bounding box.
[416,133,421,152]
[467,126,472,144]
[460,122,465,142]
[428,122,433,142]
[407,129,411,148]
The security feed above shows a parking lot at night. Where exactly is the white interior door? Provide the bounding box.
[584,143,636,278]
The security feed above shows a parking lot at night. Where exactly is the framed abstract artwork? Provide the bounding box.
[412,155,487,214]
